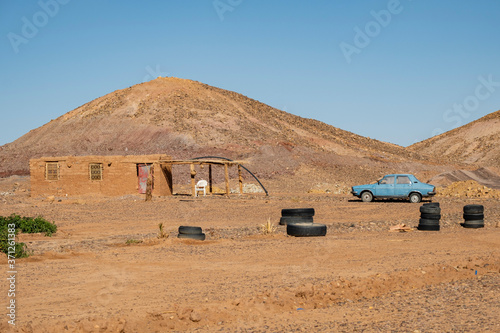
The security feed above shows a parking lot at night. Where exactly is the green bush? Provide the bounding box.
[0,214,57,257]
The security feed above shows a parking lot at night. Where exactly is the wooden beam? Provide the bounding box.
[224,163,230,196]
[208,164,213,195]
[238,164,243,195]
[145,176,153,202]
[190,163,196,196]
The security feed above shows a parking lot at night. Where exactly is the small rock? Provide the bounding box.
[189,311,202,322]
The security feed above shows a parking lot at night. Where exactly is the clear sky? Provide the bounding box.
[1,0,499,147]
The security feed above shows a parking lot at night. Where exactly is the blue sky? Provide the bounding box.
[1,0,499,147]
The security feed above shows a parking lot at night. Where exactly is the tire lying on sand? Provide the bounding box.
[463,214,484,220]
[281,208,315,217]
[286,223,327,237]
[418,203,441,231]
[177,233,206,241]
[178,226,203,235]
[461,220,484,229]
[420,205,441,215]
[418,218,440,226]
[420,213,442,220]
[279,216,314,226]
[462,205,485,228]
[417,224,440,231]
[178,225,205,240]
[463,204,484,214]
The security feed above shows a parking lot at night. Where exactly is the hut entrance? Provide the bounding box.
[137,163,153,194]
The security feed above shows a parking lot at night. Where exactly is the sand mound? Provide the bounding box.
[437,180,500,199]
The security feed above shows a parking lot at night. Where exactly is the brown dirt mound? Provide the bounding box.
[429,167,500,189]
[410,109,500,165]
[437,180,500,199]
[0,77,426,179]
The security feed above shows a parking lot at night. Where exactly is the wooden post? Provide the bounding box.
[238,164,243,195]
[145,176,153,202]
[190,163,196,196]
[224,163,230,196]
[208,164,213,195]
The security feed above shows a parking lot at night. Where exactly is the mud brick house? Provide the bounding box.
[30,154,173,197]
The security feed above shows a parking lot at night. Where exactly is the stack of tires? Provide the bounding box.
[280,208,315,225]
[417,202,441,231]
[462,205,484,228]
[280,208,327,237]
[177,226,206,240]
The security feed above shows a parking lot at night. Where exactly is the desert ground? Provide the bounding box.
[1,176,499,332]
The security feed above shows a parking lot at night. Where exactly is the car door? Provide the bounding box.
[374,176,395,197]
[395,175,412,197]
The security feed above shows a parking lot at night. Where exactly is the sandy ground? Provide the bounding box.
[0,177,499,332]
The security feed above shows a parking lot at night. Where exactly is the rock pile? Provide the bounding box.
[437,180,500,199]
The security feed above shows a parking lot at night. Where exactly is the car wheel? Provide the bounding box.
[409,193,421,203]
[361,192,373,202]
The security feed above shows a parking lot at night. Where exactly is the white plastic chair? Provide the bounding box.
[195,180,208,197]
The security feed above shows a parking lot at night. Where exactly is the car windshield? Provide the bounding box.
[379,176,395,184]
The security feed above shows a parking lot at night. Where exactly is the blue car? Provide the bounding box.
[351,174,436,203]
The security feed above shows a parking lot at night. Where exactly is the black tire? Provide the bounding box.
[281,208,315,217]
[420,206,441,214]
[420,213,441,220]
[178,226,203,235]
[462,220,484,229]
[463,205,484,214]
[361,191,373,203]
[177,233,206,240]
[286,223,327,237]
[463,213,484,220]
[419,218,440,225]
[409,193,422,203]
[279,216,314,225]
[423,202,440,207]
[417,225,440,231]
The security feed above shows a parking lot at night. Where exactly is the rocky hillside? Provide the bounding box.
[409,110,500,165]
[0,77,425,177]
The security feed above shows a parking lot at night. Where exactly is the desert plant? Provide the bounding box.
[0,214,57,257]
[260,218,277,235]
[125,239,142,245]
[157,223,169,239]
[1,214,57,236]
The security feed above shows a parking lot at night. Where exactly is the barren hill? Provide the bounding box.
[409,110,500,165]
[0,77,425,179]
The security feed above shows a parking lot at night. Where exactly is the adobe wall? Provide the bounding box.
[30,155,172,197]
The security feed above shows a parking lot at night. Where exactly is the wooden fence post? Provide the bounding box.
[190,163,196,196]
[224,163,230,196]
[238,164,243,195]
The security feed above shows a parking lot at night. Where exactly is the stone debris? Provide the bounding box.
[437,180,500,199]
